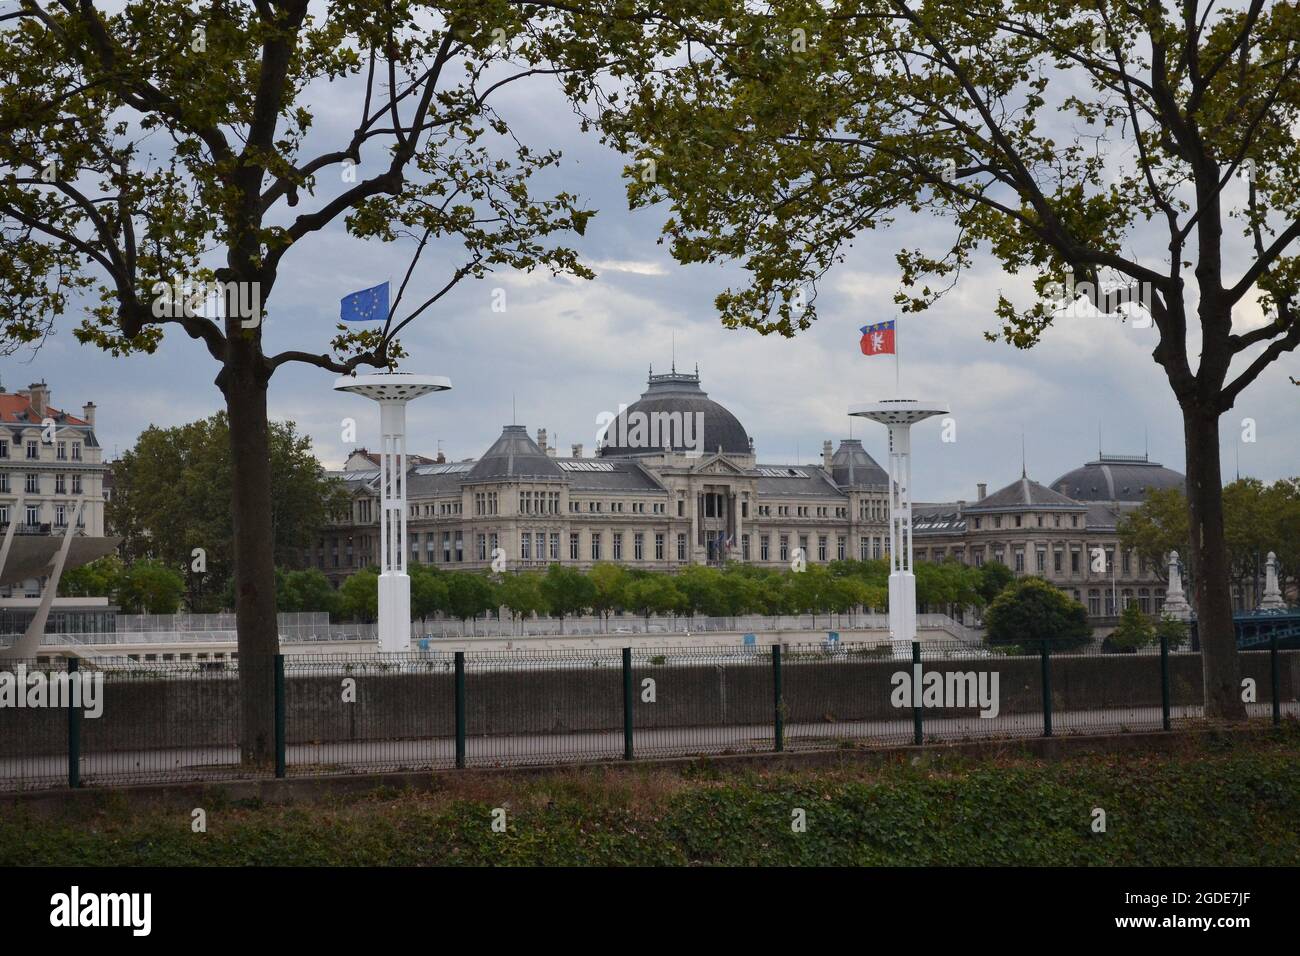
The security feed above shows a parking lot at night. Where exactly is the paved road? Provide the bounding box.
[2,701,1294,790]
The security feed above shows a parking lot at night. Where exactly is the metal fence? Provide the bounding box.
[1,637,1295,791]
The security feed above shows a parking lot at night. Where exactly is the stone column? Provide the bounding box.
[1163,550,1193,620]
[1260,551,1287,610]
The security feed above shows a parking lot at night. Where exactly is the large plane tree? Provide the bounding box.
[590,0,1300,717]
[0,0,648,762]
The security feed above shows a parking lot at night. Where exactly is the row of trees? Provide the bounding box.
[330,558,1016,628]
[1119,478,1300,603]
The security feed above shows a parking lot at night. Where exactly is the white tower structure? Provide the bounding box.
[334,372,451,652]
[849,399,948,648]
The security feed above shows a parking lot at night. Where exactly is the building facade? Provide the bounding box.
[0,380,112,624]
[314,368,1186,620]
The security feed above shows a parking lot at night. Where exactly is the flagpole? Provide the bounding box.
[894,315,901,397]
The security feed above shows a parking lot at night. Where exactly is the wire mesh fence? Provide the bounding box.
[1,640,1295,791]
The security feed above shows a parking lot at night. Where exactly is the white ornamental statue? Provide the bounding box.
[1163,550,1193,621]
[1260,551,1287,611]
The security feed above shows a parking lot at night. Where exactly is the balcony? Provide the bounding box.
[0,522,53,535]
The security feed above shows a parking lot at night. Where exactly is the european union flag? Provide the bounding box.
[340,281,389,323]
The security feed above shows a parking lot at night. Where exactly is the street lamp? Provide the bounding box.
[334,372,451,652]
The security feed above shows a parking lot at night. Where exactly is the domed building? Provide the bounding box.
[319,365,894,576]
[598,367,752,458]
[913,454,1187,621]
[1050,454,1186,504]
[316,366,1192,623]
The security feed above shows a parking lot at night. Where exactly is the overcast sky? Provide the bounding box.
[4,25,1298,504]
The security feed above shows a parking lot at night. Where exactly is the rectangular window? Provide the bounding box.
[26,504,40,526]
[1054,551,1063,573]
[411,532,421,563]
[55,473,66,494]
[0,473,7,493]
[25,473,39,493]
[818,536,827,562]
[521,532,532,561]
[633,532,644,561]
[741,534,750,561]
[761,535,770,562]
[655,533,664,560]
[570,533,580,560]
[1071,550,1080,573]
[56,441,66,461]
[0,439,7,458]
[443,531,452,563]
[590,533,601,561]
[71,474,82,494]
[779,535,789,562]
[837,536,846,561]
[677,533,687,561]
[71,442,81,461]
[26,440,38,460]
[477,533,487,561]
[1036,550,1046,573]
[612,532,623,560]
[54,504,66,527]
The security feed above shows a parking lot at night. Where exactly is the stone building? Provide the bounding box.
[314,367,893,583]
[913,454,1187,618]
[0,381,114,632]
[314,368,1187,620]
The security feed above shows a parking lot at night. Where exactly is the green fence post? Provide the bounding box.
[1040,640,1053,738]
[911,641,923,746]
[1160,633,1171,731]
[622,647,634,760]
[1271,633,1281,727]
[773,643,784,752]
[454,651,466,769]
[67,657,81,789]
[274,655,286,778]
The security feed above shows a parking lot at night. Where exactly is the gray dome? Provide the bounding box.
[467,424,564,481]
[599,369,750,457]
[1051,455,1185,503]
[830,439,889,488]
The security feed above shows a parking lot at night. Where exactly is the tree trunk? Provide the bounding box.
[220,352,280,766]
[1182,403,1245,720]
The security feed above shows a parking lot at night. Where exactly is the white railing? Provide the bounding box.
[23,611,981,646]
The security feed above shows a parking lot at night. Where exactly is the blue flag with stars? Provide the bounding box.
[340,281,389,323]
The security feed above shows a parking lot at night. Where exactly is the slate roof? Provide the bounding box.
[466,425,565,482]
[754,464,847,499]
[964,476,1084,512]
[829,439,889,488]
[1051,455,1186,503]
[599,370,751,456]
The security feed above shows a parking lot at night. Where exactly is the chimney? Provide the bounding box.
[28,381,48,417]
[822,440,833,470]
[547,446,557,458]
[571,443,583,458]
[537,428,548,453]
[435,451,446,464]
[977,483,987,501]
[82,402,96,426]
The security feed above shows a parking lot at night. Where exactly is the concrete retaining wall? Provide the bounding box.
[1,650,1295,757]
